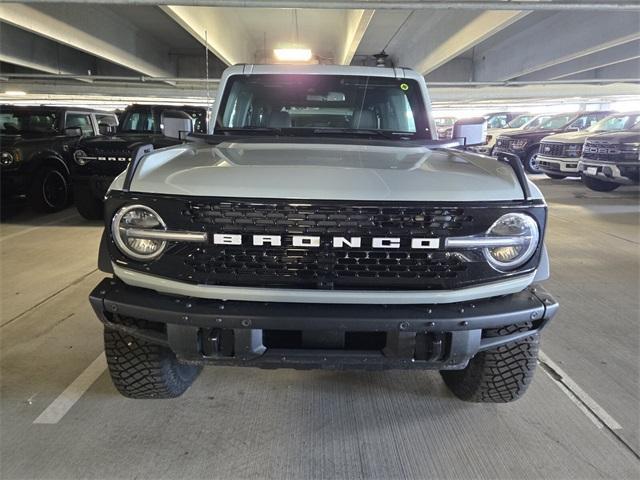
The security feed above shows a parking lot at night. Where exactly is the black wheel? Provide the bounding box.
[441,323,538,403]
[524,148,541,174]
[582,175,620,192]
[545,173,566,180]
[73,184,104,220]
[28,165,70,213]
[104,327,202,399]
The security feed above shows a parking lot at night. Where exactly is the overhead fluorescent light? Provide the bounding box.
[273,48,312,62]
[3,90,27,96]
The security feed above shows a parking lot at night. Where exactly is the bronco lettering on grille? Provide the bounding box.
[212,234,441,249]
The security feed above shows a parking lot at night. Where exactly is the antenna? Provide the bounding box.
[204,29,211,131]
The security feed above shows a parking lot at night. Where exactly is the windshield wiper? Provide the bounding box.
[217,127,283,135]
[311,128,413,140]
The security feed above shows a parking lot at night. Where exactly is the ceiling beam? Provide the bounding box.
[7,1,640,12]
[339,9,374,65]
[0,23,97,76]
[473,10,640,81]
[412,10,529,75]
[160,6,252,66]
[0,3,176,78]
[516,41,640,81]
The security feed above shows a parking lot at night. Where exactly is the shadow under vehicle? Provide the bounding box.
[0,105,117,213]
[71,104,207,219]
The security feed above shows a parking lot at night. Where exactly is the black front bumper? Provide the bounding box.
[89,278,558,371]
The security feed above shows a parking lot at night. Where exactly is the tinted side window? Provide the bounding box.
[66,113,95,135]
[95,114,118,127]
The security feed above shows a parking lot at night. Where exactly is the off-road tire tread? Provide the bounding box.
[74,185,103,220]
[441,323,538,403]
[104,327,201,399]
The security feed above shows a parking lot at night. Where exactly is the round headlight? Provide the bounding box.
[484,213,539,271]
[73,149,89,166]
[112,205,167,261]
[1,152,14,166]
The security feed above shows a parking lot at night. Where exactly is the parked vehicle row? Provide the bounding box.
[1,103,207,217]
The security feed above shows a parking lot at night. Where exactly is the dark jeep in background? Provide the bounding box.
[579,124,640,192]
[71,104,207,219]
[494,110,613,173]
[1,105,117,213]
[537,112,640,179]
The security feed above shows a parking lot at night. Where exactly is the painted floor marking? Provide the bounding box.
[0,213,80,243]
[33,353,107,425]
[539,350,622,431]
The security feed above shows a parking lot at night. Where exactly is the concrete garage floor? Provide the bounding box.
[1,178,639,479]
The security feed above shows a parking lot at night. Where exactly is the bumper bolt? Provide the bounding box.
[399,321,410,330]
[459,320,469,327]
[182,315,189,321]
[110,305,117,312]
[531,312,539,319]
[426,321,436,328]
[241,319,251,327]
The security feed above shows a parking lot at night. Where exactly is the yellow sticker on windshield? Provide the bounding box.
[400,83,409,91]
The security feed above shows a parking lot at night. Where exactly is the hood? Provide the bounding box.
[115,140,540,202]
[501,128,564,140]
[541,130,593,144]
[584,130,640,144]
[80,133,164,151]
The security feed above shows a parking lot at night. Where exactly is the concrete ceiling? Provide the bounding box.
[0,0,638,105]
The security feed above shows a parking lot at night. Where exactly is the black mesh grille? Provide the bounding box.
[106,194,546,291]
[539,142,564,157]
[582,140,621,161]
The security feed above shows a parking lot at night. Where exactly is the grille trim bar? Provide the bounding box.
[112,263,537,305]
[125,228,208,243]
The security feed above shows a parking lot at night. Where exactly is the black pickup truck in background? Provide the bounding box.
[0,105,118,213]
[71,104,207,219]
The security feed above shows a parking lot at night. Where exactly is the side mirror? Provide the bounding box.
[161,111,193,139]
[98,123,116,135]
[64,126,83,137]
[452,117,487,147]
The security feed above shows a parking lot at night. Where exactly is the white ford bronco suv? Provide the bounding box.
[89,64,558,402]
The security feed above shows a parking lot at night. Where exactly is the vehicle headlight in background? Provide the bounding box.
[484,213,539,271]
[73,149,89,165]
[112,205,167,261]
[565,144,583,158]
[620,142,640,161]
[511,139,528,150]
[1,151,14,166]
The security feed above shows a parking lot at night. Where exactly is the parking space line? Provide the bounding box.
[33,353,107,425]
[539,350,622,431]
[0,213,80,243]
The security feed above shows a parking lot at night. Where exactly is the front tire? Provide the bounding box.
[104,327,202,399]
[524,148,541,174]
[582,175,620,192]
[441,323,538,403]
[73,184,104,220]
[28,165,70,213]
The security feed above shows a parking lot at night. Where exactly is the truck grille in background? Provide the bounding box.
[582,140,621,162]
[539,143,564,157]
[495,137,511,149]
[107,195,545,291]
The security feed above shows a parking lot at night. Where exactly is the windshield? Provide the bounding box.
[0,110,59,134]
[523,115,551,130]
[589,114,640,132]
[539,114,574,129]
[216,74,431,140]
[507,115,532,128]
[119,111,159,133]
